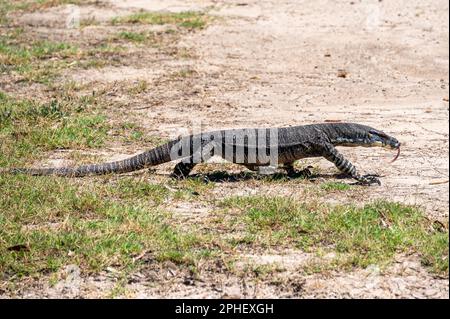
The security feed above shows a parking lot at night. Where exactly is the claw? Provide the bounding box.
[202,176,211,183]
[300,167,313,177]
[357,174,381,186]
[170,172,187,180]
[364,173,381,178]
[170,168,190,180]
[287,167,313,178]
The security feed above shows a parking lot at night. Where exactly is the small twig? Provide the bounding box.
[429,179,449,185]
[132,250,148,263]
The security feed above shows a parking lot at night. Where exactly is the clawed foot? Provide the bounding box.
[286,166,313,179]
[170,166,191,180]
[170,162,196,180]
[356,174,381,186]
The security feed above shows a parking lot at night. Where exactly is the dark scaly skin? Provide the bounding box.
[3,123,400,185]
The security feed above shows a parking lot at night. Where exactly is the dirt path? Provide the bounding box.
[187,0,449,219]
[2,0,448,299]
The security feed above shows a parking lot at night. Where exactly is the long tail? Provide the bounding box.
[3,141,178,177]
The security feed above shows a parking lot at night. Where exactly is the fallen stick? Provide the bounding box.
[429,179,449,185]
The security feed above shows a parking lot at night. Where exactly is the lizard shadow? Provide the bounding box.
[190,170,351,184]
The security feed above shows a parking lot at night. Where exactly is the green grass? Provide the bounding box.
[171,68,197,79]
[116,121,170,145]
[112,11,209,29]
[170,176,216,198]
[113,30,177,48]
[80,43,126,69]
[0,94,220,280]
[0,9,205,84]
[220,196,449,275]
[127,80,148,94]
[0,38,77,63]
[0,175,217,278]
[321,182,351,191]
[113,178,170,205]
[117,31,147,43]
[0,30,126,82]
[0,0,83,21]
[0,93,109,166]
[0,0,32,24]
[0,36,79,83]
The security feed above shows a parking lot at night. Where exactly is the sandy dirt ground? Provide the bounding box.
[2,0,449,298]
[187,0,449,219]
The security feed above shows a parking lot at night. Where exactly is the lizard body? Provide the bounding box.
[3,123,400,185]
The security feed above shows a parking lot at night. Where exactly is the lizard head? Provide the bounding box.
[327,123,400,150]
[365,129,401,150]
[326,122,401,162]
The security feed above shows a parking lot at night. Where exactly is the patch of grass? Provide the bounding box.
[0,93,65,124]
[80,44,126,69]
[78,58,107,69]
[0,39,77,64]
[320,182,350,191]
[170,176,215,197]
[220,196,449,275]
[86,43,126,55]
[115,122,169,146]
[117,122,143,141]
[127,80,148,95]
[30,41,76,58]
[0,30,126,83]
[0,37,79,83]
[80,16,100,27]
[130,130,144,141]
[0,0,83,19]
[112,29,180,49]
[249,263,284,279]
[172,47,196,59]
[170,68,198,79]
[0,93,109,166]
[0,1,32,24]
[0,175,218,278]
[117,31,147,43]
[112,178,170,205]
[112,11,209,30]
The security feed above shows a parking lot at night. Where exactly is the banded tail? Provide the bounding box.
[3,141,178,177]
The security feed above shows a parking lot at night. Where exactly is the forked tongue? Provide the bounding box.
[390,146,401,163]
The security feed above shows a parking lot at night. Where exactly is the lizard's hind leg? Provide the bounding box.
[171,157,197,179]
[171,142,215,179]
[281,162,313,178]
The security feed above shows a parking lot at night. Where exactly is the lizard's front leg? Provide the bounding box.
[321,143,380,186]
